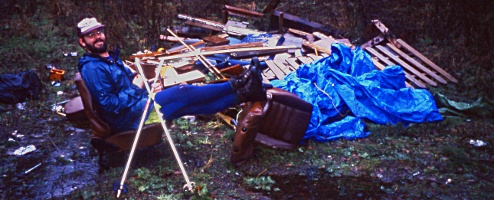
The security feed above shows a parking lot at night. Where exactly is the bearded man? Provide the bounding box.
[76,17,266,133]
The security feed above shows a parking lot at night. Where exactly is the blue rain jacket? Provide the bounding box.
[271,43,443,142]
[78,50,149,133]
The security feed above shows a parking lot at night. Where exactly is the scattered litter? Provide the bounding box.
[65,126,86,134]
[469,139,487,147]
[64,52,78,57]
[8,145,36,156]
[31,133,45,138]
[24,163,42,174]
[49,68,65,81]
[57,91,64,96]
[182,115,196,122]
[16,102,26,110]
[52,105,64,113]
[51,81,61,86]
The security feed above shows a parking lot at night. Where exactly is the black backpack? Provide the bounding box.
[0,70,41,104]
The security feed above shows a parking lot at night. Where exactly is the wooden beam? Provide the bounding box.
[156,45,299,61]
[199,42,264,52]
[272,10,341,36]
[302,41,331,54]
[224,5,264,18]
[278,12,284,33]
[262,0,281,14]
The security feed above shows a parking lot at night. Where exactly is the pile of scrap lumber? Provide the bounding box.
[128,0,455,89]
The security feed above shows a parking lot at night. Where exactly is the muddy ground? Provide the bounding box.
[1,100,494,199]
[1,0,494,199]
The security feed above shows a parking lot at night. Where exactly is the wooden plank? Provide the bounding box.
[200,42,264,52]
[307,53,323,61]
[185,21,223,32]
[386,43,448,84]
[396,39,457,83]
[372,57,413,88]
[366,47,427,88]
[262,72,275,81]
[224,5,264,18]
[202,35,229,46]
[371,57,386,71]
[285,57,301,70]
[376,45,437,86]
[265,60,286,80]
[272,10,340,35]
[365,47,395,66]
[302,41,332,54]
[273,60,292,75]
[156,46,298,61]
[262,0,281,14]
[297,56,313,64]
[386,43,447,84]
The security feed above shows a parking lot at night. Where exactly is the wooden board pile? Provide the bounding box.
[128,0,455,89]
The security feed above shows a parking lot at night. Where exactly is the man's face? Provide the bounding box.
[80,28,107,54]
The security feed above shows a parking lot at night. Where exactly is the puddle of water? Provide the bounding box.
[2,127,100,199]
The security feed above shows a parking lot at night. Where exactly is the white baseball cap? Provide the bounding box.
[77,17,105,36]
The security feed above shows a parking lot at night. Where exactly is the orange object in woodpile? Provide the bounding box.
[49,69,65,81]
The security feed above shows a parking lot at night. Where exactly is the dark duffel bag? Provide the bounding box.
[230,87,313,166]
[0,70,41,104]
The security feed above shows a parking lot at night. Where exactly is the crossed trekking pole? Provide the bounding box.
[116,58,194,198]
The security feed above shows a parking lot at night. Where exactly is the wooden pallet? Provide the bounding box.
[260,38,456,90]
[364,38,457,88]
[362,20,457,88]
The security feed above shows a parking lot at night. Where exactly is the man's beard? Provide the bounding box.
[86,39,107,54]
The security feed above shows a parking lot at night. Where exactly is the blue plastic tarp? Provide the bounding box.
[271,43,443,142]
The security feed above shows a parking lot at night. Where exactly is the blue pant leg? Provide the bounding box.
[154,82,235,120]
[183,82,233,104]
[165,94,236,119]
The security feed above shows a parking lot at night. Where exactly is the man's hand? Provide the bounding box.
[132,74,145,88]
[151,82,163,92]
[133,74,162,92]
